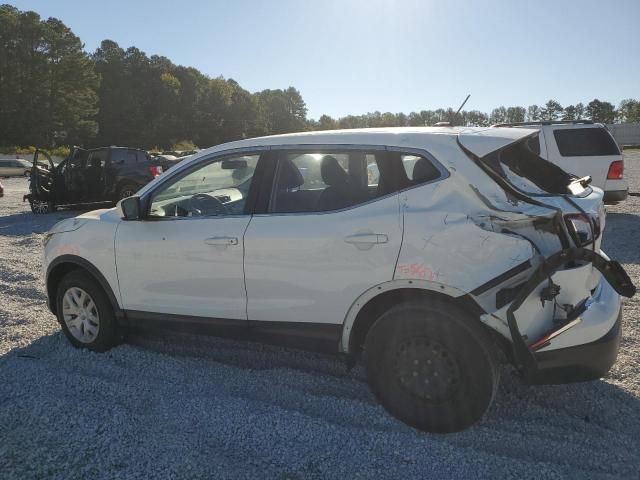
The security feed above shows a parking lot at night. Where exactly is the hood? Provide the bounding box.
[458,127,538,158]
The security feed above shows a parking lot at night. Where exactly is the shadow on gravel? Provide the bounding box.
[3,330,640,478]
[0,211,75,237]
[603,212,640,264]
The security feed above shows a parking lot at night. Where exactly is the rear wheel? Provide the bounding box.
[364,299,499,433]
[56,270,121,352]
[29,198,55,214]
[118,183,138,200]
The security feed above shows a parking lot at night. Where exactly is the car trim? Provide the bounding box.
[124,310,343,353]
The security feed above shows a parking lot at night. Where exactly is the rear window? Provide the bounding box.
[553,128,620,157]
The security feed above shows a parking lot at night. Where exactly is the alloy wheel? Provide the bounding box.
[62,287,100,343]
[31,199,50,214]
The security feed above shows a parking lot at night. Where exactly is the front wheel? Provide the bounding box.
[364,299,499,433]
[56,270,121,352]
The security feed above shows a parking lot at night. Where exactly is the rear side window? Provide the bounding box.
[269,150,442,214]
[111,149,138,164]
[553,128,620,157]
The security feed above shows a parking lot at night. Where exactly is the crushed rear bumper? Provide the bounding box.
[505,248,635,383]
[526,307,621,384]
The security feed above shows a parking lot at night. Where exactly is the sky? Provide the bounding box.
[8,0,640,119]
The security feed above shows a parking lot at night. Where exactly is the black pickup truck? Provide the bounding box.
[25,146,164,214]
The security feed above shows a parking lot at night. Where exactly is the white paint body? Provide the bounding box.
[43,127,622,357]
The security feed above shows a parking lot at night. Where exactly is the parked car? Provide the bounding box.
[42,127,635,433]
[0,158,32,177]
[25,146,164,214]
[494,120,628,203]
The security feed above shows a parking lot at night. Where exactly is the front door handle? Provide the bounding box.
[204,236,238,246]
[344,233,389,245]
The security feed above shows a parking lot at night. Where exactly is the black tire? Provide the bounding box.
[29,199,55,214]
[364,299,499,433]
[56,270,121,352]
[117,183,138,200]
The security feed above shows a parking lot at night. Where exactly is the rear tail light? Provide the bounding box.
[149,165,163,177]
[607,160,624,180]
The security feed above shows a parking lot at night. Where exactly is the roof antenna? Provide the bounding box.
[434,94,471,127]
[455,94,471,117]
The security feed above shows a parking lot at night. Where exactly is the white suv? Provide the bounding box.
[42,127,635,433]
[494,120,628,203]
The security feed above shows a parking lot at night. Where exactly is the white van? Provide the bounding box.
[494,121,627,203]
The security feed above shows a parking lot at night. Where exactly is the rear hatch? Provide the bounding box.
[457,128,634,379]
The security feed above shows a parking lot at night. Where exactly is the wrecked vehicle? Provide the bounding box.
[41,127,635,433]
[25,146,163,214]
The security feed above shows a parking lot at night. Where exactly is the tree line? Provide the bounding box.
[1,4,639,151]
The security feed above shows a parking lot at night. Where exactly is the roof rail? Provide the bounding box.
[493,119,594,128]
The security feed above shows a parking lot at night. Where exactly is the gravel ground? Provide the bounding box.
[1,153,639,479]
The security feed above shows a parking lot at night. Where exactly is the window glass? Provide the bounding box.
[553,128,620,156]
[402,154,440,183]
[149,154,259,218]
[111,149,137,164]
[270,150,443,214]
[270,151,380,213]
[526,135,541,155]
[88,150,107,167]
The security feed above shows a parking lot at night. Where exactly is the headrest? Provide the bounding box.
[321,156,348,186]
[412,158,440,183]
[278,158,304,189]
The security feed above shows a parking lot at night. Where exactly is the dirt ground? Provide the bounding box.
[1,152,639,479]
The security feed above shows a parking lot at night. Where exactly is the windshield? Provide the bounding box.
[482,134,588,196]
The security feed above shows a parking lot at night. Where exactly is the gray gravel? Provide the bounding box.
[1,153,640,479]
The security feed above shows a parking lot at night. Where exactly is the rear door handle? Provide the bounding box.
[344,233,388,245]
[204,236,238,246]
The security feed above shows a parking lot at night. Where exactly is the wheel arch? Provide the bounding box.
[341,280,490,357]
[47,255,124,321]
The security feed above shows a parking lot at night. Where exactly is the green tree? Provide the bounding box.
[563,105,577,120]
[540,100,563,121]
[526,105,541,121]
[617,99,640,123]
[585,99,616,123]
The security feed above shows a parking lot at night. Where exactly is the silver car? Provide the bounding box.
[0,158,31,177]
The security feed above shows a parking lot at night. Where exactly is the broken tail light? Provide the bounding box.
[606,160,624,180]
[148,165,163,177]
[564,213,600,247]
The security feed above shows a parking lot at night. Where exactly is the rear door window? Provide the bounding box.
[553,128,620,156]
[269,150,443,214]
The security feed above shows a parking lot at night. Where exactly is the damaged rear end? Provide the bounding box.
[457,129,635,384]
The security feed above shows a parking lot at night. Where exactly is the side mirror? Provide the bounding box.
[118,196,142,220]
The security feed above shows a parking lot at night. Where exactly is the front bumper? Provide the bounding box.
[603,189,628,203]
[526,307,621,384]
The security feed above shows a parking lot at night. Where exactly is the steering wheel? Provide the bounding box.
[189,193,228,216]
